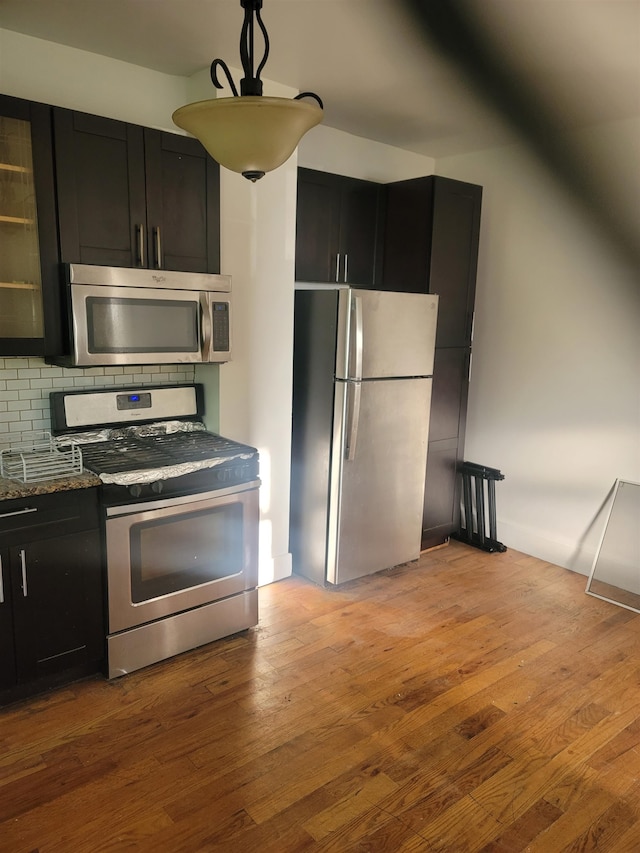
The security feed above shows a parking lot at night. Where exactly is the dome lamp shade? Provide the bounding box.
[172,0,323,182]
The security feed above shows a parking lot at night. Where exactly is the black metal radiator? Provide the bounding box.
[454,461,507,553]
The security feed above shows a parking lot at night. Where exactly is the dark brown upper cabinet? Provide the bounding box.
[0,94,60,356]
[381,175,482,349]
[295,167,383,286]
[143,130,220,273]
[53,109,220,273]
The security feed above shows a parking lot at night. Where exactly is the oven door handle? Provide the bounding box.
[200,293,212,361]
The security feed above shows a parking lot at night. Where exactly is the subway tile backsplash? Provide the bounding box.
[0,357,195,439]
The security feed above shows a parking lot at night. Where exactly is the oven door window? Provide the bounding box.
[129,504,243,602]
[86,296,199,354]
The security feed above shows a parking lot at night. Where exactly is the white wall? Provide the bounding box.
[0,29,186,131]
[435,119,640,574]
[299,124,435,182]
[215,79,300,586]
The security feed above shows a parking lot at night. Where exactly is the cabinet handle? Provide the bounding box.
[153,226,162,269]
[335,254,341,283]
[136,224,145,267]
[0,555,4,604]
[344,253,349,283]
[19,549,27,597]
[0,506,37,520]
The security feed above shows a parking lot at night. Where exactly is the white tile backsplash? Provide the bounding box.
[0,357,196,439]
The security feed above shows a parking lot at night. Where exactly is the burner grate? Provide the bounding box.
[80,432,253,476]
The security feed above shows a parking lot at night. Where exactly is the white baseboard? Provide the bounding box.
[258,550,292,586]
[498,520,594,576]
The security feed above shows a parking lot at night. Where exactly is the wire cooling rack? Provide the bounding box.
[0,431,83,483]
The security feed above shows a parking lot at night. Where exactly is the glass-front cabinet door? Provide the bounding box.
[0,96,58,356]
[0,114,43,339]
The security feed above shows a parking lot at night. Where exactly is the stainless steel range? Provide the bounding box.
[50,384,259,679]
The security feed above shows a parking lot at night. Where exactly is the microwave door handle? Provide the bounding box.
[200,293,212,360]
[153,227,162,269]
[135,224,145,267]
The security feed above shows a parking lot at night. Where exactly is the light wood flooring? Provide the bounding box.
[1,540,640,852]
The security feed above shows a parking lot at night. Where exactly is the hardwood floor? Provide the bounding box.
[1,540,639,852]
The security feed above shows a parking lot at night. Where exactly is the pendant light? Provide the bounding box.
[173,0,323,182]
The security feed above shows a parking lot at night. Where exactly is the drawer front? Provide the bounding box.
[0,489,99,542]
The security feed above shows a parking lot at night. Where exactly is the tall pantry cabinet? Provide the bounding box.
[381,175,482,550]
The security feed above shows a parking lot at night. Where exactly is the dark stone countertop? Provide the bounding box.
[0,472,101,501]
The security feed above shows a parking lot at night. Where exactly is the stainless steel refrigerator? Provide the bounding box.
[290,286,438,585]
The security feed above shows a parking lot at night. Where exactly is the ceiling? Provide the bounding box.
[1,0,638,159]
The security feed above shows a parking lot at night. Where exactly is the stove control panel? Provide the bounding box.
[52,384,202,430]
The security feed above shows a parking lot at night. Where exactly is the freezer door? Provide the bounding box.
[335,289,438,380]
[327,376,432,584]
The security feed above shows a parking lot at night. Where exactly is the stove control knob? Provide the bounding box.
[129,484,142,498]
[151,481,164,494]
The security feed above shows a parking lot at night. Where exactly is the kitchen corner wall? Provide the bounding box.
[298,124,436,182]
[216,78,300,587]
[435,117,640,574]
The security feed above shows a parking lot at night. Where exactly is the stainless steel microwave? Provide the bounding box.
[53,264,232,367]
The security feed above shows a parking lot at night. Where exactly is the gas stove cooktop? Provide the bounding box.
[50,384,259,497]
[77,427,255,477]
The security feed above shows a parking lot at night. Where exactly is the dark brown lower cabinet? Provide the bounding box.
[0,567,16,690]
[422,346,471,549]
[10,531,103,682]
[422,439,460,550]
[0,489,105,704]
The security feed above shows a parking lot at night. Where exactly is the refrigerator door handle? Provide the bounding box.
[345,381,362,461]
[350,293,364,380]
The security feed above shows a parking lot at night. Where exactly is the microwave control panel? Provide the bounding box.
[212,302,230,352]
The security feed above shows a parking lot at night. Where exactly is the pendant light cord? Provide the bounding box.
[209,0,322,109]
[240,0,267,95]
